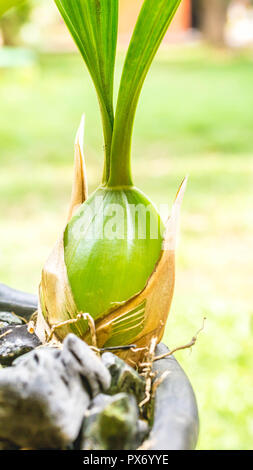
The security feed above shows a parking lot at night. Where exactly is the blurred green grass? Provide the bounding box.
[0,46,253,449]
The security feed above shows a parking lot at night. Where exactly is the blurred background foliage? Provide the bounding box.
[0,0,253,450]
[0,3,31,46]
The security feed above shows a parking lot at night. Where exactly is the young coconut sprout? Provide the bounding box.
[36,0,186,366]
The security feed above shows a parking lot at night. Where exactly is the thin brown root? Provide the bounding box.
[153,317,206,363]
[47,312,97,349]
[152,370,171,398]
[11,312,28,324]
[82,313,97,349]
[89,346,101,355]
[127,358,138,368]
[29,310,38,324]
[27,321,35,334]
[0,329,12,340]
[137,318,206,409]
[130,346,147,353]
[138,336,158,409]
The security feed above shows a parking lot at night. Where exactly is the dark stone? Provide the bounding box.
[0,334,111,449]
[144,343,199,450]
[136,418,150,444]
[102,352,146,403]
[0,325,41,366]
[0,283,37,321]
[0,312,23,331]
[81,393,148,450]
[63,334,111,398]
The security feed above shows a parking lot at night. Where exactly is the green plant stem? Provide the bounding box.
[107,0,182,188]
[100,98,114,184]
[54,0,118,185]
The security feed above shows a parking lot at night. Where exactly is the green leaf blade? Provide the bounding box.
[108,0,182,187]
[54,0,119,182]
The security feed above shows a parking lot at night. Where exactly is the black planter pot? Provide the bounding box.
[146,343,199,450]
[0,283,199,450]
[0,283,37,320]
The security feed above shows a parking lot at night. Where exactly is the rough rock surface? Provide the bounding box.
[102,352,146,403]
[82,393,149,450]
[0,334,111,449]
[0,325,41,366]
[0,312,23,330]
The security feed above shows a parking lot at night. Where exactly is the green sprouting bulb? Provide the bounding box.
[64,186,164,320]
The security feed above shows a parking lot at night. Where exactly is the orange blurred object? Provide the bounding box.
[119,0,192,44]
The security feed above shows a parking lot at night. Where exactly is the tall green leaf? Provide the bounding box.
[54,0,118,182]
[0,0,24,17]
[108,0,182,187]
